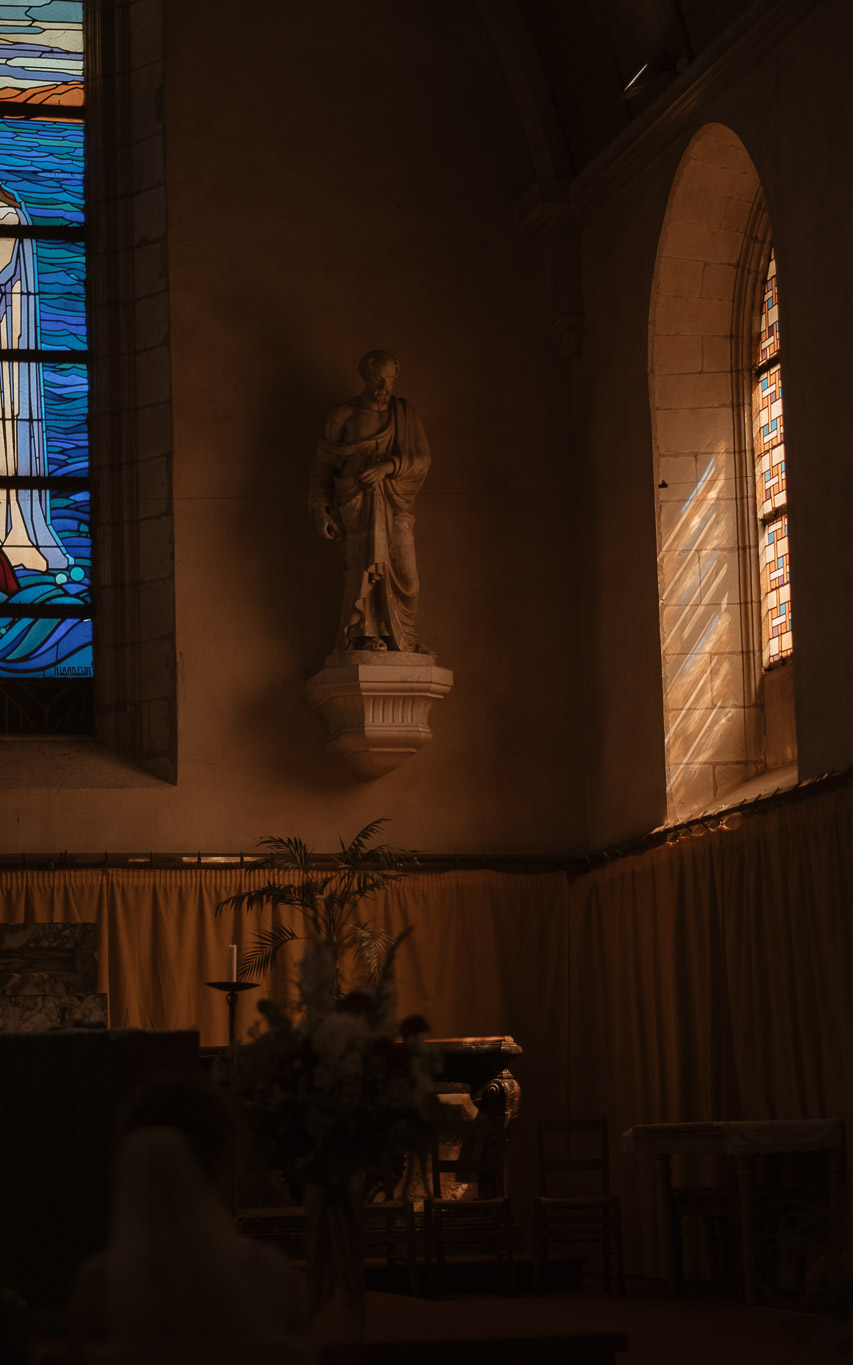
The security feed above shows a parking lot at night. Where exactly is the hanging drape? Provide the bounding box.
[2,780,851,1274]
[0,866,569,1242]
[566,782,853,1273]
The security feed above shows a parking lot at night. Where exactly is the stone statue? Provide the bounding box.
[309,350,431,655]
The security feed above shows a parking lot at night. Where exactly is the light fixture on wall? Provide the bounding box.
[622,47,688,100]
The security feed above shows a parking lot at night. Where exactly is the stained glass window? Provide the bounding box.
[0,3,90,732]
[754,248,792,666]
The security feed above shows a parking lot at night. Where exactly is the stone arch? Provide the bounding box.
[650,122,788,822]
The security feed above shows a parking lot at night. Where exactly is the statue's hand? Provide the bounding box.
[313,506,339,541]
[360,459,394,489]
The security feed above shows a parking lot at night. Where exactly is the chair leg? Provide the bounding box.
[435,1210,446,1296]
[603,1231,612,1292]
[616,1229,626,1295]
[533,1205,545,1292]
[405,1208,418,1296]
[422,1202,432,1296]
[504,1203,515,1293]
[424,1205,445,1297]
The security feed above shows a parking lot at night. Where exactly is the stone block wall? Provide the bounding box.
[87,0,176,780]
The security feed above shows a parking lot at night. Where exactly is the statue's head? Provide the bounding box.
[358,349,399,410]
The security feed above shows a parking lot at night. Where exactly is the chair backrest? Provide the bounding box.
[429,1130,508,1199]
[537,1117,610,1197]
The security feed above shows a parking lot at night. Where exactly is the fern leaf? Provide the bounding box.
[377,924,414,985]
[238,923,299,980]
[370,843,420,870]
[257,834,313,870]
[216,882,319,917]
[345,923,395,985]
[339,818,390,863]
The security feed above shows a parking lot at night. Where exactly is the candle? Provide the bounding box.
[228,944,237,982]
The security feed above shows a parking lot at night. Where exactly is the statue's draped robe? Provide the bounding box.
[0,197,67,574]
[310,396,430,652]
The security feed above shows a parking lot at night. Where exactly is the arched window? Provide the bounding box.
[0,2,90,732]
[649,124,796,822]
[753,248,792,666]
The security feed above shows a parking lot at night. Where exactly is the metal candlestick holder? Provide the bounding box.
[205,979,259,1050]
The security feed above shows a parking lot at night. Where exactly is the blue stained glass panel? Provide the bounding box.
[35,240,86,349]
[0,5,89,685]
[3,483,91,594]
[0,119,83,226]
[0,614,91,678]
[44,361,88,475]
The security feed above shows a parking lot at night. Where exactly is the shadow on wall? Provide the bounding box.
[228,327,347,778]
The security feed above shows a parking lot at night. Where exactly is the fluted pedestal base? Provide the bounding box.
[306,651,453,779]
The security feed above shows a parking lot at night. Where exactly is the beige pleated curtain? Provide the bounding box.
[4,780,851,1274]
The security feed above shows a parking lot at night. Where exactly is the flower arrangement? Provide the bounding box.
[223,931,445,1320]
[227,932,442,1197]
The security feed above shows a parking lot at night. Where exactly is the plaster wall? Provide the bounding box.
[0,1,586,854]
[579,0,853,845]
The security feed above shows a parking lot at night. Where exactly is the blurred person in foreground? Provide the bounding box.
[66,1071,306,1359]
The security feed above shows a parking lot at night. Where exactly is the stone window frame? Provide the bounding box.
[0,0,177,788]
[649,122,795,823]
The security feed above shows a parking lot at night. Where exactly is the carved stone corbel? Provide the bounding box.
[305,652,453,780]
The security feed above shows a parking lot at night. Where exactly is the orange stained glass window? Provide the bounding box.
[754,249,792,666]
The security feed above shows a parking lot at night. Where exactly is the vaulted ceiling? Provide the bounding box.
[484,1,801,179]
[519,0,747,171]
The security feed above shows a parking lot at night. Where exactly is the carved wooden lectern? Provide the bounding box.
[420,1035,522,1199]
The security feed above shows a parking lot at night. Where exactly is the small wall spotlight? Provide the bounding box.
[622,47,688,100]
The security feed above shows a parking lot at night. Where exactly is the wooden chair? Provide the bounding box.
[423,1128,514,1294]
[362,1164,419,1294]
[533,1117,625,1293]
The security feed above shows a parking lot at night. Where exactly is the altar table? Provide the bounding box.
[622,1120,845,1303]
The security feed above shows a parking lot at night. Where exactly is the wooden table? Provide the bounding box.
[622,1120,845,1303]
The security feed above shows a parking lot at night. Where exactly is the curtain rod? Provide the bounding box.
[0,850,589,875]
[0,767,848,875]
[584,764,853,869]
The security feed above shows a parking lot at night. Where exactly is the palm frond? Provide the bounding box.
[344,923,396,985]
[219,819,417,993]
[339,818,390,863]
[351,867,411,900]
[238,924,299,981]
[257,834,313,870]
[342,838,419,874]
[377,924,414,985]
[358,842,419,870]
[295,874,334,904]
[216,882,321,917]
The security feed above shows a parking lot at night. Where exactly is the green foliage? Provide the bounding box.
[216,819,418,995]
